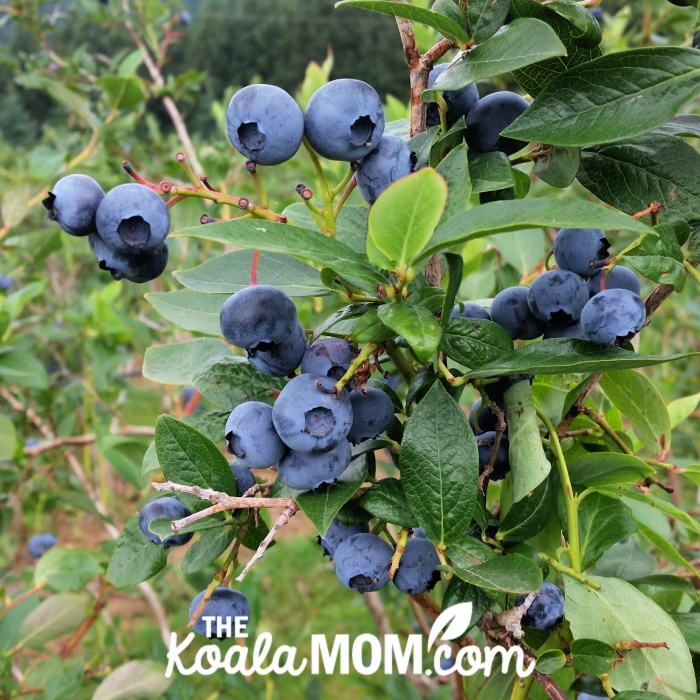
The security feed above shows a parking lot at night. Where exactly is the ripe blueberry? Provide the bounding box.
[580,289,646,345]
[219,285,297,350]
[272,373,354,453]
[318,516,370,558]
[483,374,533,407]
[468,397,498,434]
[333,533,393,593]
[0,274,13,291]
[247,320,307,377]
[451,302,491,321]
[477,432,510,481]
[426,62,480,129]
[355,134,414,205]
[27,533,56,558]
[225,401,287,469]
[553,228,610,277]
[138,497,193,548]
[89,233,168,283]
[226,84,304,165]
[392,537,441,595]
[301,339,359,381]
[95,183,169,254]
[347,387,394,444]
[543,321,586,340]
[231,463,256,497]
[189,587,251,639]
[304,79,385,161]
[466,91,529,156]
[527,270,589,325]
[515,582,565,630]
[277,439,352,491]
[43,174,104,237]
[586,266,640,297]
[491,286,547,340]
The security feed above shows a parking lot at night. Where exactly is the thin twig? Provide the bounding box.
[23,427,155,456]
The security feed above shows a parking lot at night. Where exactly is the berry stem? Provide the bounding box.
[329,167,355,199]
[302,137,336,236]
[175,152,202,188]
[334,342,378,393]
[384,340,416,383]
[535,407,582,573]
[510,675,535,700]
[333,175,357,218]
[683,259,700,286]
[389,527,410,580]
[246,161,268,208]
[250,250,260,286]
[537,553,601,589]
[187,547,238,628]
[581,406,633,455]
[435,92,449,134]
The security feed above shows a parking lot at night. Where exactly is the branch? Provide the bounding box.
[23,427,155,456]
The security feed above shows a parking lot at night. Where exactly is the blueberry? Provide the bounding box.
[586,266,641,297]
[0,274,14,291]
[179,10,191,25]
[542,321,586,340]
[515,582,565,630]
[491,286,547,340]
[347,387,394,444]
[451,302,491,321]
[226,84,304,166]
[578,695,607,700]
[466,92,529,156]
[580,289,646,345]
[589,6,603,23]
[95,183,169,255]
[305,79,385,161]
[355,134,413,205]
[42,174,104,237]
[88,233,168,283]
[231,463,256,496]
[27,533,56,558]
[225,401,287,469]
[138,497,193,548]
[477,432,510,481]
[24,438,41,448]
[272,373,354,453]
[468,397,498,434]
[219,285,297,350]
[301,339,359,381]
[189,587,251,639]
[333,533,393,594]
[318,516,370,557]
[668,0,692,6]
[553,228,610,277]
[247,320,307,377]
[413,527,427,539]
[393,537,441,595]
[527,270,589,326]
[277,439,352,491]
[483,374,533,407]
[426,62,480,129]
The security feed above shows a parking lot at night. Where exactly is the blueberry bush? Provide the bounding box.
[2,1,700,699]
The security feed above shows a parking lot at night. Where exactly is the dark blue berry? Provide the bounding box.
[527,270,589,325]
[468,397,498,434]
[89,233,168,283]
[0,274,13,291]
[334,533,393,593]
[231,463,256,497]
[272,373,353,454]
[586,266,640,297]
[225,401,287,469]
[393,537,441,595]
[483,374,533,407]
[477,432,510,481]
[277,440,352,491]
[305,79,385,161]
[301,339,358,381]
[347,387,394,444]
[247,320,307,377]
[43,174,104,237]
[543,321,586,340]
[451,302,491,321]
[189,587,251,639]
[226,84,304,165]
[426,62,480,129]
[553,228,610,277]
[318,517,370,557]
[138,497,193,548]
[491,286,547,340]
[466,92,529,156]
[580,289,646,345]
[27,533,56,558]
[356,134,413,205]
[515,582,565,630]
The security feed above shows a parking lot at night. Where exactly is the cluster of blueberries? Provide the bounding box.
[43,174,169,283]
[466,227,647,346]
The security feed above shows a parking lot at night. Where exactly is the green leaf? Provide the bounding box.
[570,638,618,675]
[658,114,700,139]
[504,47,700,147]
[296,457,368,536]
[155,415,235,494]
[424,19,565,99]
[671,614,700,653]
[452,553,543,593]
[192,356,285,410]
[351,308,396,343]
[311,302,375,342]
[357,478,417,527]
[568,452,655,487]
[442,317,513,369]
[624,226,686,293]
[143,339,232,386]
[92,660,172,700]
[106,515,168,588]
[400,382,478,545]
[469,339,697,378]
[378,303,442,362]
[0,413,16,460]
[181,527,236,575]
[175,219,387,291]
[599,370,671,456]
[441,577,492,632]
[497,476,552,542]
[668,391,700,429]
[174,250,326,296]
[536,649,567,675]
[18,593,87,650]
[504,380,551,502]
[445,535,498,569]
[334,1,468,42]
[34,548,103,592]
[546,0,602,46]
[367,169,447,272]
[436,144,471,224]
[468,151,515,194]
[578,493,637,570]
[0,348,49,389]
[634,520,700,580]
[465,0,511,43]
[578,135,700,221]
[422,198,650,261]
[565,575,696,698]
[631,575,696,596]
[97,75,146,110]
[285,203,369,255]
[533,145,581,188]
[146,290,225,335]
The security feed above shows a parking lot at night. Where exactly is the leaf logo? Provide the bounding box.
[427,602,473,650]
